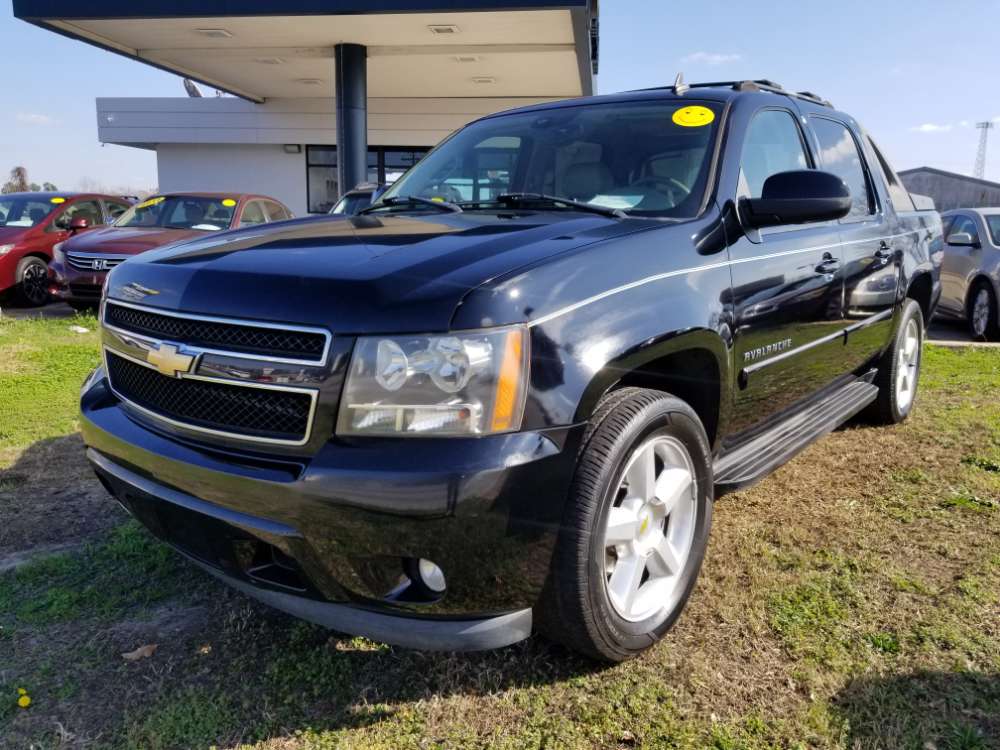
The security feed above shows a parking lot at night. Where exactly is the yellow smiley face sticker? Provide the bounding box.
[672,105,715,128]
[50,197,66,204]
[222,198,237,207]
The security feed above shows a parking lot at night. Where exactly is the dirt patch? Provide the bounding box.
[0,434,123,555]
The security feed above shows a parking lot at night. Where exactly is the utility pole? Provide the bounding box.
[974,121,994,179]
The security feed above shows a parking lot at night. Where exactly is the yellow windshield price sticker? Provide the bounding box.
[137,196,165,209]
[672,105,715,128]
[50,197,66,204]
[221,198,237,207]
[430,196,445,203]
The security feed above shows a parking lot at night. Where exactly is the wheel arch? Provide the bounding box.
[905,271,934,324]
[574,329,729,449]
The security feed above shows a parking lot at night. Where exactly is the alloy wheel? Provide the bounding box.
[971,288,990,338]
[21,261,49,306]
[601,435,697,622]
[895,318,921,412]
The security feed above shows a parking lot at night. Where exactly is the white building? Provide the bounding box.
[15,1,599,216]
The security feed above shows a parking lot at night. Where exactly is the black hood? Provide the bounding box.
[107,212,655,333]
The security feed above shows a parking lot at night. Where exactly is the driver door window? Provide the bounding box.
[739,109,810,199]
[51,200,103,231]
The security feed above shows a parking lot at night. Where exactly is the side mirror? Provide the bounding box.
[742,170,851,228]
[946,231,978,248]
[69,217,90,232]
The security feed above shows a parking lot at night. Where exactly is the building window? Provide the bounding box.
[306,145,429,213]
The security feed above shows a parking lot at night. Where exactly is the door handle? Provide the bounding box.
[874,242,894,263]
[815,253,840,275]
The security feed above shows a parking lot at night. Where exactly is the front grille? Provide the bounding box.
[104,302,327,362]
[69,283,103,299]
[66,252,128,271]
[106,352,313,442]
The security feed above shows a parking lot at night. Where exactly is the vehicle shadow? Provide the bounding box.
[832,670,1000,748]
[0,433,121,557]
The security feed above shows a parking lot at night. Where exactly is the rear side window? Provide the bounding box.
[239,201,267,227]
[811,117,874,221]
[739,109,810,198]
[264,201,290,221]
[866,137,916,213]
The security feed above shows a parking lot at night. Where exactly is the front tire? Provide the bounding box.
[537,388,713,662]
[14,256,50,307]
[967,280,999,341]
[868,299,923,424]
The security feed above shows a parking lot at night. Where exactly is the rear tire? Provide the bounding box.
[868,299,923,425]
[536,388,713,662]
[14,256,50,307]
[967,280,1000,341]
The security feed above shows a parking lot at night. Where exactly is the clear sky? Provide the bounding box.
[3,0,999,191]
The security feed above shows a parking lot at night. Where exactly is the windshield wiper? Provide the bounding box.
[360,195,463,215]
[488,193,627,218]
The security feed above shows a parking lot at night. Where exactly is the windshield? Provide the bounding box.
[0,197,58,227]
[376,99,723,218]
[986,215,1000,246]
[113,196,237,231]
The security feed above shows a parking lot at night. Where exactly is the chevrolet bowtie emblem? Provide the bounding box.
[146,343,195,378]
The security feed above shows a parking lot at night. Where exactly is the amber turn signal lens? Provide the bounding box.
[491,328,525,432]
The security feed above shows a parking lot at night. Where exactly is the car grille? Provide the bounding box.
[104,302,327,362]
[66,252,129,271]
[69,283,103,300]
[105,352,314,443]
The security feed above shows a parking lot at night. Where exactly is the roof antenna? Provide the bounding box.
[673,72,689,95]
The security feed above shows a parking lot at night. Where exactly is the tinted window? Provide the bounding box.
[867,137,916,213]
[948,215,980,244]
[740,109,810,198]
[239,201,267,227]
[811,118,873,220]
[307,146,338,213]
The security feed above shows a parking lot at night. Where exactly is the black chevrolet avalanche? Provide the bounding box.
[81,80,942,661]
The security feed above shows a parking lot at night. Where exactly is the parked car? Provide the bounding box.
[81,80,941,661]
[50,193,293,311]
[937,208,1000,340]
[329,183,383,216]
[0,192,131,306]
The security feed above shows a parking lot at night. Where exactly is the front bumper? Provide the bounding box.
[48,258,105,302]
[82,377,583,650]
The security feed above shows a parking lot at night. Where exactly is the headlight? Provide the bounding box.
[0,244,15,256]
[52,241,65,258]
[337,326,528,436]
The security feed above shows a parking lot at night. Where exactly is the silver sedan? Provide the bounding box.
[938,208,1000,340]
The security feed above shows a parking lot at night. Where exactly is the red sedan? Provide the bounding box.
[0,192,132,306]
[50,192,293,310]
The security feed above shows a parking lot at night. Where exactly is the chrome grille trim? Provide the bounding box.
[102,346,320,447]
[102,299,333,367]
[66,251,130,271]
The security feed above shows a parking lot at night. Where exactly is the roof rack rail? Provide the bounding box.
[645,79,833,108]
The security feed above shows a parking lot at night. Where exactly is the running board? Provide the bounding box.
[713,380,879,494]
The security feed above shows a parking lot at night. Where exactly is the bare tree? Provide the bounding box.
[1,166,30,194]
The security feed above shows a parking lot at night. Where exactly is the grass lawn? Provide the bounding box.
[1,314,998,749]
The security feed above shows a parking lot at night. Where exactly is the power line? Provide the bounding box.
[974,121,994,179]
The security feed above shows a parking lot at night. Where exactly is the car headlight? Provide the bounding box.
[0,244,15,256]
[337,326,528,436]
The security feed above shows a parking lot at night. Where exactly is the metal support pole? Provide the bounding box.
[335,43,368,197]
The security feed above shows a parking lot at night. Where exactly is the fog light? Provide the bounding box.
[417,558,446,593]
